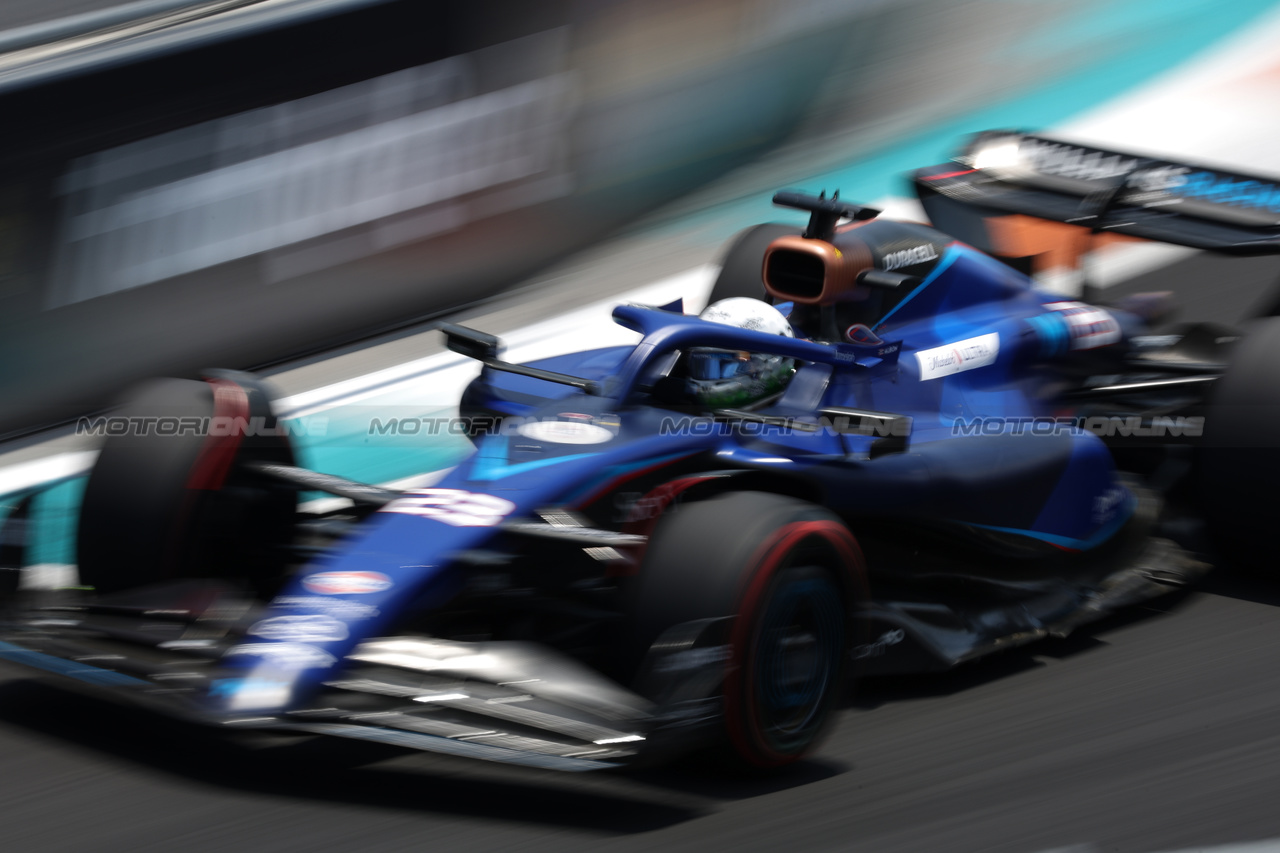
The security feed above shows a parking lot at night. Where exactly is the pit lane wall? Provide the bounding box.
[0,0,1069,435]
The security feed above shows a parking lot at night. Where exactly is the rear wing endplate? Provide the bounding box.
[914,130,1280,255]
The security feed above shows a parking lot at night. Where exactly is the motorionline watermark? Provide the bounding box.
[951,416,1204,438]
[369,416,501,436]
[367,416,623,438]
[656,416,910,438]
[77,415,330,437]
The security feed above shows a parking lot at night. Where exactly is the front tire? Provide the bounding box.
[629,491,863,766]
[77,376,296,595]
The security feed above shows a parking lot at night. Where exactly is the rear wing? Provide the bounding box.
[913,130,1280,256]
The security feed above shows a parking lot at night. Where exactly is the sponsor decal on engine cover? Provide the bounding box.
[915,333,1000,380]
[1043,301,1121,349]
[882,244,939,271]
[302,570,394,595]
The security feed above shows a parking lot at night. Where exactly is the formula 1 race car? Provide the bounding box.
[2,130,1279,772]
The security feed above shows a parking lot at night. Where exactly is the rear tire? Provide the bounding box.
[77,377,296,595]
[708,224,799,305]
[629,491,862,766]
[1199,317,1280,572]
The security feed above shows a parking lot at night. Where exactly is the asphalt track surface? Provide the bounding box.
[0,252,1279,853]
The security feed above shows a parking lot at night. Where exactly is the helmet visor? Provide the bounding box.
[688,349,751,381]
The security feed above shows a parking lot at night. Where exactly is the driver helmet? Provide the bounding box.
[687,297,796,408]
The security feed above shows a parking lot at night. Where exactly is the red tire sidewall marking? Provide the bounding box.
[161,379,251,577]
[725,519,864,766]
[185,379,251,491]
[609,475,722,576]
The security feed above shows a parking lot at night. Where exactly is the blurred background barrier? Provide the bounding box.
[0,0,1082,435]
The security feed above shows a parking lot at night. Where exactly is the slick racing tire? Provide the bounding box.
[1200,317,1280,573]
[707,224,798,305]
[630,491,863,767]
[77,375,296,595]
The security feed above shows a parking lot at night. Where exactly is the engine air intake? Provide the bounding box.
[764,249,825,300]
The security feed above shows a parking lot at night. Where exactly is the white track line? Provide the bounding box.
[0,450,98,498]
[276,265,717,419]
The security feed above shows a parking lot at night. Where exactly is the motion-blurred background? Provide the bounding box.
[0,0,1222,437]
